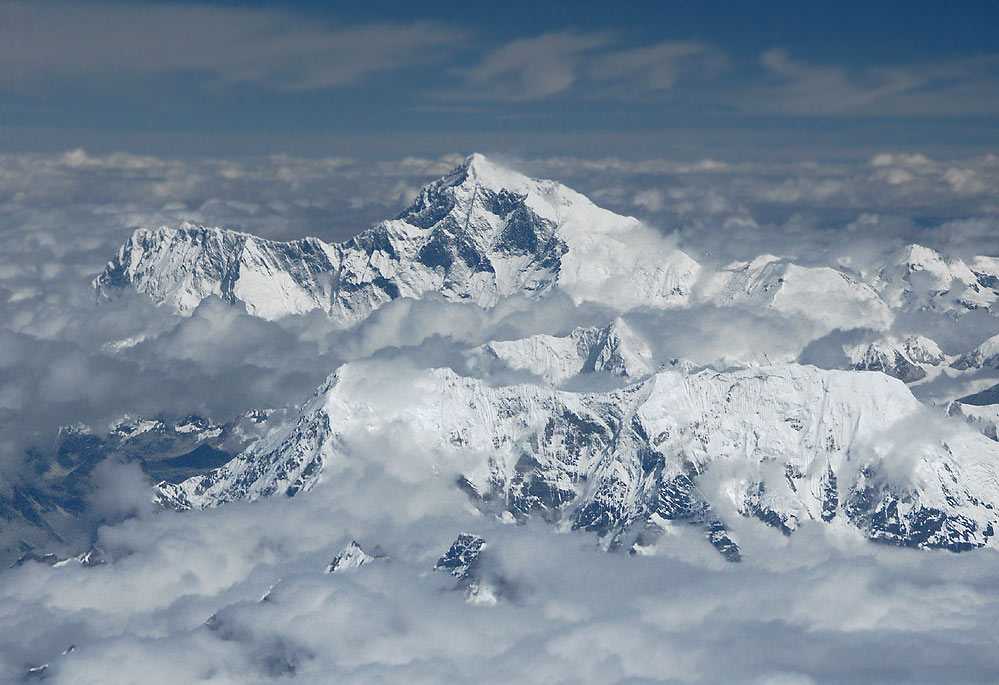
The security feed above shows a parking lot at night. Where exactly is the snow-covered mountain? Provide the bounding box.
[698,255,892,332]
[872,244,999,316]
[949,401,999,442]
[326,541,383,573]
[95,155,999,342]
[468,317,657,384]
[952,333,999,370]
[95,154,700,324]
[157,361,999,557]
[845,335,945,383]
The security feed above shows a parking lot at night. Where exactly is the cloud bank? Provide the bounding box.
[3,149,999,681]
[4,435,999,682]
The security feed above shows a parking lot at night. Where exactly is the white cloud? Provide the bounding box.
[632,188,664,212]
[3,450,999,682]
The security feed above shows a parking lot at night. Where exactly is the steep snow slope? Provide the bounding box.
[469,318,657,384]
[949,401,999,442]
[697,255,893,331]
[873,244,999,315]
[96,154,700,323]
[157,362,999,556]
[952,333,999,370]
[94,225,341,320]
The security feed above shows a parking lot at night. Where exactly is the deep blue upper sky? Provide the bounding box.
[1,0,997,160]
[282,0,999,63]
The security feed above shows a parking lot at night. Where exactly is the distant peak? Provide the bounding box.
[130,222,257,243]
[451,153,534,193]
[463,152,490,169]
[748,254,785,269]
[462,152,503,174]
[895,243,942,264]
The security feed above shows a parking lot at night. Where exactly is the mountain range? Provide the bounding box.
[22,154,999,562]
[96,154,999,328]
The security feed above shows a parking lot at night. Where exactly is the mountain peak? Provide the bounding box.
[894,243,945,268]
[425,153,534,198]
[462,151,491,173]
[97,155,701,320]
[461,153,525,186]
[157,358,999,555]
[430,153,569,217]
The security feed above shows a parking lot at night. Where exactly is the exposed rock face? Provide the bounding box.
[156,362,999,557]
[434,534,486,582]
[952,334,999,370]
[326,541,382,573]
[434,533,500,604]
[846,335,944,383]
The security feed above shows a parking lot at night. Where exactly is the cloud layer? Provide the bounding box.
[4,437,999,682]
[3,149,999,680]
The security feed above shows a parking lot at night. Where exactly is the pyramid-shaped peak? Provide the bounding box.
[397,152,599,231]
[464,151,491,170]
[454,152,536,193]
[895,243,944,266]
[326,540,383,573]
[462,152,509,174]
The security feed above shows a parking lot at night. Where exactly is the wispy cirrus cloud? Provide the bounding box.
[458,30,614,101]
[456,31,727,101]
[588,41,728,91]
[2,1,996,122]
[744,48,999,116]
[451,33,999,118]
[0,1,464,94]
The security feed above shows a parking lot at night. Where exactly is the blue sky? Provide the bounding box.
[1,0,997,160]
